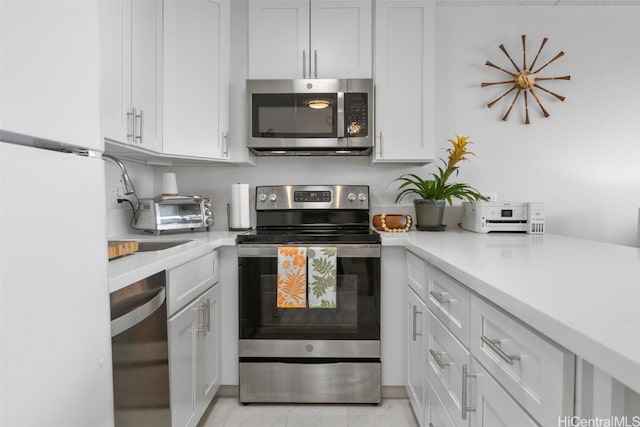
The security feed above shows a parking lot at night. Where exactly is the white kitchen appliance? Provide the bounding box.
[461,201,545,234]
[1,2,114,426]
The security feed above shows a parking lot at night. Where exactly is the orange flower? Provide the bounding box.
[279,247,299,257]
[292,253,306,268]
[281,260,291,270]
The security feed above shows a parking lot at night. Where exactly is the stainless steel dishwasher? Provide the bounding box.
[110,271,170,427]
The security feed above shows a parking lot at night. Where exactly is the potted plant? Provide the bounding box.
[394,135,487,231]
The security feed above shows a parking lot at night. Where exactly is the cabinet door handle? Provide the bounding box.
[222,131,229,157]
[134,109,144,143]
[205,298,211,333]
[196,304,207,335]
[429,290,449,304]
[377,131,383,157]
[429,349,449,370]
[412,305,422,341]
[302,50,307,78]
[314,49,318,78]
[461,364,476,420]
[126,108,136,142]
[480,335,520,365]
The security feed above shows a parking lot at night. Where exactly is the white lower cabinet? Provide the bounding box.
[167,250,221,427]
[168,283,221,427]
[406,249,575,427]
[407,287,427,427]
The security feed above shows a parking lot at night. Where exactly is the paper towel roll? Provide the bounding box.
[162,173,178,196]
[229,183,251,230]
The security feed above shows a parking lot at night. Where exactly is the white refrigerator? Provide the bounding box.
[1,1,114,426]
[0,142,114,427]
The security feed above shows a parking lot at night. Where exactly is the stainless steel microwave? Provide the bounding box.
[247,79,373,156]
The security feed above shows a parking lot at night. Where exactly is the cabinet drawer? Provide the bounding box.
[470,296,574,426]
[167,251,219,316]
[407,250,428,298]
[426,310,469,426]
[425,375,457,427]
[426,266,470,348]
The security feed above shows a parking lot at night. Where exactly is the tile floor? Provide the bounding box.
[198,397,420,427]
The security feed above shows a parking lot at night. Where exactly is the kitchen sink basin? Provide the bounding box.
[135,240,193,252]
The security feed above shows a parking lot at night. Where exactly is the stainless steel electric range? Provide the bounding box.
[236,185,381,404]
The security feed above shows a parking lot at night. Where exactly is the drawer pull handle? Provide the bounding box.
[429,290,449,304]
[461,364,476,420]
[480,335,520,365]
[429,349,449,369]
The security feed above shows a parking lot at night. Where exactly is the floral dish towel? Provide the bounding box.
[277,246,307,308]
[308,247,337,309]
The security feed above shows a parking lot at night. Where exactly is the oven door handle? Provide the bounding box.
[237,244,380,258]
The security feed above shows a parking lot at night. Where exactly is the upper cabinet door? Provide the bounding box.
[310,0,372,79]
[100,0,162,152]
[374,0,435,163]
[248,0,371,79]
[163,0,230,159]
[248,0,309,79]
[100,0,132,145]
[0,1,103,151]
[131,0,163,152]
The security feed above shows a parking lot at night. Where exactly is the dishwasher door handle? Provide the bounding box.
[111,287,166,337]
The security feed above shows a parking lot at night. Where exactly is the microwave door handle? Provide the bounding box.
[337,92,344,138]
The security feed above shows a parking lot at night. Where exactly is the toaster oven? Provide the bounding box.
[133,195,213,234]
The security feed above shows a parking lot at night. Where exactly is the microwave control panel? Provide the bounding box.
[344,93,368,137]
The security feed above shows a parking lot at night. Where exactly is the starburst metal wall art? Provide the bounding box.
[481,35,570,124]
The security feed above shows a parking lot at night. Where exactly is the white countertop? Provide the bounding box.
[107,231,239,293]
[107,227,640,394]
[380,228,640,394]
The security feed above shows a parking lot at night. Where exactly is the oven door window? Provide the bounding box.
[251,93,337,138]
[239,254,380,340]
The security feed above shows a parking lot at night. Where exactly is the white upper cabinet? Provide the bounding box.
[0,1,103,151]
[100,0,163,152]
[163,0,230,159]
[248,0,372,79]
[373,0,435,162]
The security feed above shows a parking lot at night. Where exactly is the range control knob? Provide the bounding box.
[259,193,267,203]
[204,209,212,216]
[206,217,214,225]
[269,193,278,203]
[347,192,357,201]
[358,192,367,201]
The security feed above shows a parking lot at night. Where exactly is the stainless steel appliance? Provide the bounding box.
[133,195,213,235]
[236,185,381,404]
[247,79,373,156]
[110,271,170,427]
[461,201,545,234]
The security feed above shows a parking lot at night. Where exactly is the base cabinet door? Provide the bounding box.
[407,287,427,427]
[168,284,220,427]
[197,283,221,410]
[468,358,538,427]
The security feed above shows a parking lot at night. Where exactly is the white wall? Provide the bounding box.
[435,4,640,246]
[107,3,640,247]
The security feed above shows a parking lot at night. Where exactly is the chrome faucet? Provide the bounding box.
[102,154,136,195]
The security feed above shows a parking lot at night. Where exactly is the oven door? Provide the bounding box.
[237,243,380,358]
